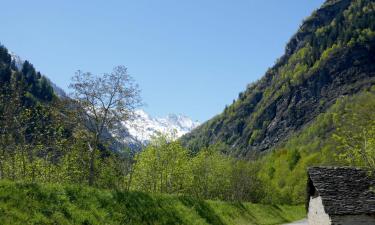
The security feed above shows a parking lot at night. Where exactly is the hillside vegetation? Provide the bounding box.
[128,89,375,205]
[257,90,375,204]
[0,181,304,225]
[181,0,375,157]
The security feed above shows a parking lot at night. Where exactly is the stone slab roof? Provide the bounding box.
[307,167,375,215]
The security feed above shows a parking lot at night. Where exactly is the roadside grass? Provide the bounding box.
[0,180,305,225]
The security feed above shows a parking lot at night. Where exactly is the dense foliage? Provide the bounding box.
[131,135,264,202]
[182,0,375,157]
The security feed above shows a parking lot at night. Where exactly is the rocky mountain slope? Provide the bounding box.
[181,0,375,157]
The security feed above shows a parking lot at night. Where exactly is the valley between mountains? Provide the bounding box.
[0,0,374,224]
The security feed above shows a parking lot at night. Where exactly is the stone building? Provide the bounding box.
[307,167,375,225]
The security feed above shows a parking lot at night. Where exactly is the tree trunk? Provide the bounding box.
[126,163,134,191]
[88,142,96,186]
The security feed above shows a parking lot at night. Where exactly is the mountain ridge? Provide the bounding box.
[181,0,375,157]
[9,51,68,98]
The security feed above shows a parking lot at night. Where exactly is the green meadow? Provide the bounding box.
[0,181,304,225]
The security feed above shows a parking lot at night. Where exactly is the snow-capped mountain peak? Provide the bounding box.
[123,110,200,144]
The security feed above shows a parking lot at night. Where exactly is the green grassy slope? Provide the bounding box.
[0,181,304,225]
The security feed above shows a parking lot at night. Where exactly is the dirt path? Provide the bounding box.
[282,219,308,225]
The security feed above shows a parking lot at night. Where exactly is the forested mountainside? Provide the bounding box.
[0,47,55,103]
[181,0,375,157]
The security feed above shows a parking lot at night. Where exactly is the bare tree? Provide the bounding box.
[69,65,141,186]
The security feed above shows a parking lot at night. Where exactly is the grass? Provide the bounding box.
[0,181,305,225]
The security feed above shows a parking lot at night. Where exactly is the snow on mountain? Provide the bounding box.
[122,110,200,144]
[9,52,67,98]
[9,52,24,70]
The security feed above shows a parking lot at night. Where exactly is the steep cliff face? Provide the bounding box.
[255,43,375,153]
[181,0,375,157]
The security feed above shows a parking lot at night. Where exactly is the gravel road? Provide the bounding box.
[282,219,308,225]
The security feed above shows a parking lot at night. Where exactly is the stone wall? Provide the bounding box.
[331,215,375,225]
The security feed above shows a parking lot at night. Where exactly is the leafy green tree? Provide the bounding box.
[189,147,231,199]
[333,92,375,169]
[230,160,265,202]
[131,134,190,194]
[287,149,301,170]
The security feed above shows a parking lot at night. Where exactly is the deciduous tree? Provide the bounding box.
[69,65,141,186]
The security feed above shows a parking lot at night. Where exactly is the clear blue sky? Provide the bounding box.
[0,0,325,122]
